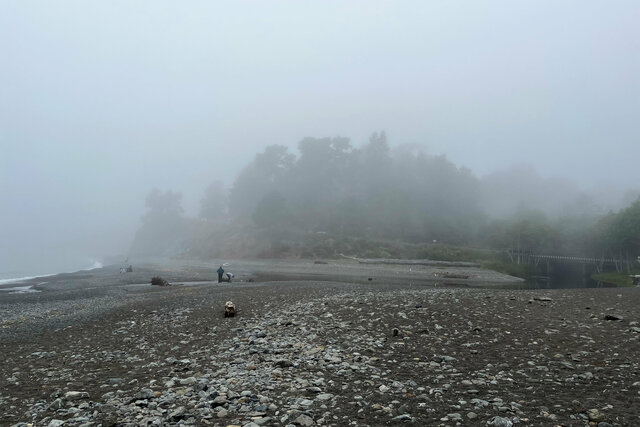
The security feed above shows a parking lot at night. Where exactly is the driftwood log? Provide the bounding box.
[339,254,479,268]
[150,276,170,286]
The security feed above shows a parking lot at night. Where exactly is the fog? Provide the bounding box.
[1,1,638,275]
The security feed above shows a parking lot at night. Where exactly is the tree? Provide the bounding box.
[199,180,227,220]
[605,197,640,256]
[252,191,290,228]
[144,188,183,220]
[131,189,187,256]
[288,136,353,228]
[254,145,295,184]
[228,145,295,218]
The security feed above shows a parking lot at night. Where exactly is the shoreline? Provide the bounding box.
[0,273,56,286]
[1,257,525,290]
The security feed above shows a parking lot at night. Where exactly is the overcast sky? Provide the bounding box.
[1,1,638,274]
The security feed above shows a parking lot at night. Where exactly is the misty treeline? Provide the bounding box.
[131,133,640,262]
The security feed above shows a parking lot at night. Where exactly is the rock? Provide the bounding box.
[571,399,585,413]
[433,355,457,364]
[274,359,294,368]
[316,393,333,401]
[578,372,594,380]
[179,376,197,385]
[392,414,412,421]
[48,398,63,410]
[489,416,513,427]
[135,388,155,399]
[379,385,389,392]
[64,391,89,401]
[47,421,65,427]
[169,406,185,419]
[587,408,607,422]
[212,395,227,406]
[293,414,315,426]
[604,314,623,321]
[467,411,478,419]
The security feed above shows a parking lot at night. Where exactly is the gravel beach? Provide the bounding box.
[1,259,639,426]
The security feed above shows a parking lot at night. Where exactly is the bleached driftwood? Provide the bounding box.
[338,253,479,268]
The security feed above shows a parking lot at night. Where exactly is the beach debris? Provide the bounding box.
[224,301,236,317]
[151,276,170,286]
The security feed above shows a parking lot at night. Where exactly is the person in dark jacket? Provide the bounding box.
[217,266,224,283]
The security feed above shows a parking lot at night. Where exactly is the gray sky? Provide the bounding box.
[1,1,638,273]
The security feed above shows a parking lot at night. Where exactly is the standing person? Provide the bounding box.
[217,265,224,283]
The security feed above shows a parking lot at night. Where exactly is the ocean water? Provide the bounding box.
[0,273,56,285]
[0,260,104,285]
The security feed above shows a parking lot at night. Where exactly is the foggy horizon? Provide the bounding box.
[1,1,638,275]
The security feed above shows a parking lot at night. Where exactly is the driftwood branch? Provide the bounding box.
[338,253,479,268]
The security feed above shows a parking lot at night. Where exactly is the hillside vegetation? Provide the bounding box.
[131,133,640,277]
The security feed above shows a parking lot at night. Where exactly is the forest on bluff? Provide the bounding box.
[131,133,640,270]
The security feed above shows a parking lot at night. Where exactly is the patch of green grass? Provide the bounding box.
[591,272,638,287]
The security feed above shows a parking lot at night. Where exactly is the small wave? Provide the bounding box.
[0,274,55,285]
[88,260,103,270]
[0,285,41,293]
